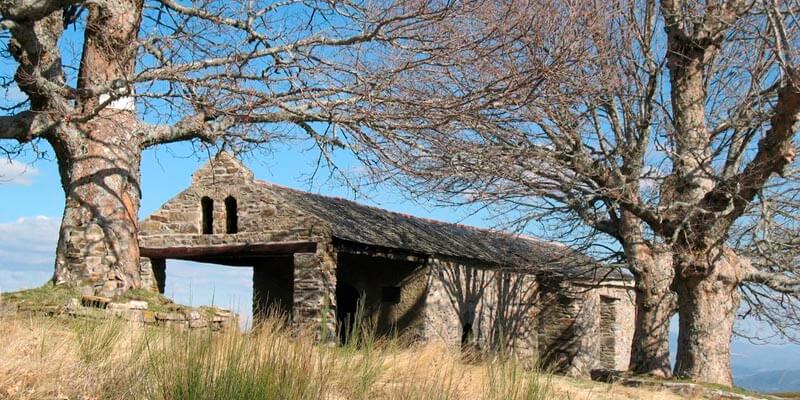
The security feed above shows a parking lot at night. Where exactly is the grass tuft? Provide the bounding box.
[1,283,78,307]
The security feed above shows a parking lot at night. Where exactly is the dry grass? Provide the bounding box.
[0,314,689,400]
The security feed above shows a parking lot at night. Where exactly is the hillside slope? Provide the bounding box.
[3,312,786,400]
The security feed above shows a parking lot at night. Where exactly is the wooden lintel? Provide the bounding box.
[140,241,317,259]
[332,238,428,263]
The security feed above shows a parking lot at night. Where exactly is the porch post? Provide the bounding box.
[139,257,166,294]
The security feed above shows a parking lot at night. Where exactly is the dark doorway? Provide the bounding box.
[336,282,360,344]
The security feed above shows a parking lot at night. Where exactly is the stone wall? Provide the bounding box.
[595,282,636,371]
[423,258,539,359]
[3,297,238,331]
[139,257,165,293]
[292,244,337,338]
[536,279,636,377]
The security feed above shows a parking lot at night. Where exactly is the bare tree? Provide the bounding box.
[346,0,677,378]
[0,0,453,296]
[346,0,800,385]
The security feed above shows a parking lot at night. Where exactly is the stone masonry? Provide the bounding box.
[138,151,637,378]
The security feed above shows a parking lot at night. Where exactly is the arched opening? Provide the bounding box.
[225,196,238,234]
[201,196,213,234]
[336,282,360,344]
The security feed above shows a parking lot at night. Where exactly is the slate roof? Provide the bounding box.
[256,181,621,281]
[145,152,626,281]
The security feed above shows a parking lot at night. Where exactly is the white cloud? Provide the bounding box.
[0,159,40,186]
[0,216,60,292]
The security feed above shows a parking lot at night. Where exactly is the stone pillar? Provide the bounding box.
[139,257,166,293]
[293,250,336,340]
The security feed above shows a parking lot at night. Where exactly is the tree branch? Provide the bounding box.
[0,110,54,141]
[138,114,229,148]
[1,0,82,21]
[724,74,800,224]
[744,267,800,295]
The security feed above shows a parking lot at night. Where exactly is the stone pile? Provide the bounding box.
[3,296,238,332]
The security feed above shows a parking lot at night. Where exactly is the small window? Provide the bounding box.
[225,196,238,234]
[201,196,214,234]
[381,286,401,304]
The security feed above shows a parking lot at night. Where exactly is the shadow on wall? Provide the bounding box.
[432,261,538,356]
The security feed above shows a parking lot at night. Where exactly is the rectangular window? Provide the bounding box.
[381,286,401,304]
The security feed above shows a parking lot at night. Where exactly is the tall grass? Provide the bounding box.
[0,314,564,400]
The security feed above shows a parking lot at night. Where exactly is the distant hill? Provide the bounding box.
[736,369,800,393]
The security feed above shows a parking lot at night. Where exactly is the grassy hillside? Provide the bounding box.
[0,312,698,400]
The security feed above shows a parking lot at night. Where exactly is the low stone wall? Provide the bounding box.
[2,297,238,331]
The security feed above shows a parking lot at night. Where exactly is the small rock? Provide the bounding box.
[0,302,17,317]
[142,311,156,323]
[66,298,80,310]
[128,300,148,310]
[123,310,144,322]
[189,319,208,329]
[186,311,201,320]
[155,312,183,321]
[107,302,130,311]
[214,309,232,317]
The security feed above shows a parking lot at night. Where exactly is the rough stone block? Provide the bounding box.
[142,311,156,323]
[129,301,148,310]
[81,295,111,309]
[0,302,17,317]
[189,319,208,329]
[155,312,183,321]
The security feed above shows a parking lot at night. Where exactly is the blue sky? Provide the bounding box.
[0,138,489,316]
[1,138,799,389]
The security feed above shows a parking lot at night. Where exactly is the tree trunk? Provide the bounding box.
[52,118,143,297]
[628,245,675,377]
[51,0,145,297]
[619,210,676,377]
[672,248,744,386]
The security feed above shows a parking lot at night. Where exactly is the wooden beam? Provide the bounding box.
[333,238,428,263]
[140,241,317,259]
